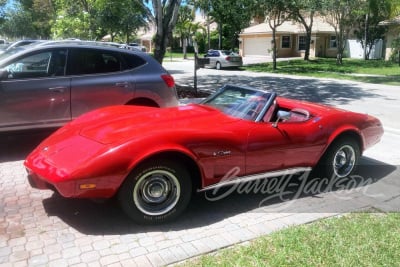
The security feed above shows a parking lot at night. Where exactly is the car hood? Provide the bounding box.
[78,104,237,144]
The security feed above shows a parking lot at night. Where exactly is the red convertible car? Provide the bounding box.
[25,85,383,224]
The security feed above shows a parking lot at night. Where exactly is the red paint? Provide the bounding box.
[24,97,384,198]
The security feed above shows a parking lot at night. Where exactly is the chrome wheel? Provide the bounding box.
[118,160,192,224]
[333,144,356,178]
[216,62,221,70]
[133,170,180,216]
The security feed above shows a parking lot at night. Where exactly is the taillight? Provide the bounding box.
[161,74,175,88]
[225,56,231,61]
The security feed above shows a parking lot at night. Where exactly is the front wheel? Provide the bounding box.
[319,138,360,178]
[118,160,192,224]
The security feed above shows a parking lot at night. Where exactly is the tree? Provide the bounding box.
[94,0,147,43]
[258,0,291,70]
[0,5,36,38]
[353,0,390,60]
[200,0,254,50]
[175,5,195,58]
[289,0,322,60]
[388,0,400,17]
[323,0,363,65]
[51,0,95,39]
[0,0,7,26]
[0,0,54,39]
[146,0,182,64]
[192,0,212,49]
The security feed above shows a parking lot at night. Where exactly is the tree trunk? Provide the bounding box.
[218,22,222,50]
[272,28,277,70]
[152,0,181,64]
[304,27,312,61]
[153,31,168,64]
[183,37,187,59]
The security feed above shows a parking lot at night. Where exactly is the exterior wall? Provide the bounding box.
[240,32,339,58]
[384,26,400,60]
[314,34,337,58]
[276,35,292,57]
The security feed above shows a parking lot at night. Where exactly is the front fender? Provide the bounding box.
[126,143,200,171]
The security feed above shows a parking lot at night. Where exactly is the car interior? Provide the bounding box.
[263,100,311,123]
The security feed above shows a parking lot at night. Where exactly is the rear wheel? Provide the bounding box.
[216,62,222,70]
[118,160,192,224]
[319,138,360,178]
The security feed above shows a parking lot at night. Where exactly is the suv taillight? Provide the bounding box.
[161,74,175,88]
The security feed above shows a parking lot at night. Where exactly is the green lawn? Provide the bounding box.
[163,52,196,61]
[244,58,400,86]
[182,212,400,266]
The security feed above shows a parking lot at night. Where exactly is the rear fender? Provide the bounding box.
[324,125,364,155]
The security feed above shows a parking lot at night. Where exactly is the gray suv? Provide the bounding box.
[0,43,179,132]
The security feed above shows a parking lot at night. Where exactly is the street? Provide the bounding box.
[0,59,399,266]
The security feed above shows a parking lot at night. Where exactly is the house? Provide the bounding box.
[239,17,338,58]
[239,16,383,59]
[379,16,400,60]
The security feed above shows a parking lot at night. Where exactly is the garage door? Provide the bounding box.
[243,37,272,56]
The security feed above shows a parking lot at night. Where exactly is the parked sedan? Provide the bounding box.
[204,50,243,70]
[25,85,383,224]
[0,43,178,132]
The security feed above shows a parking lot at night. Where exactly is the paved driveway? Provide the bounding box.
[1,59,399,266]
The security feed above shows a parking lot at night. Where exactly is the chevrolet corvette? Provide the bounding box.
[25,85,384,224]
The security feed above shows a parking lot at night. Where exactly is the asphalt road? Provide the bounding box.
[0,59,399,266]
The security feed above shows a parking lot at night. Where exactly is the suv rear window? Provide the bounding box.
[67,48,121,75]
[121,53,146,70]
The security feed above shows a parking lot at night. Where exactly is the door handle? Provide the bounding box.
[115,82,129,88]
[49,86,66,93]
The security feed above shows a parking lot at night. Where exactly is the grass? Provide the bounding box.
[164,52,196,61]
[244,58,400,86]
[181,212,400,266]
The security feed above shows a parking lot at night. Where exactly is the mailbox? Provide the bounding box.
[196,57,210,69]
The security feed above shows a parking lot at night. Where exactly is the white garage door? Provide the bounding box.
[244,37,272,56]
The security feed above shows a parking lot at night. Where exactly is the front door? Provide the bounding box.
[0,49,71,131]
[246,121,324,175]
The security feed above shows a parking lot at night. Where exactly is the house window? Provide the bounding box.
[281,36,291,48]
[298,36,306,51]
[329,36,337,48]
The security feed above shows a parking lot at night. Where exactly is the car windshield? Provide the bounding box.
[202,85,273,121]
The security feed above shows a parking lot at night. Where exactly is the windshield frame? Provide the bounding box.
[201,85,276,122]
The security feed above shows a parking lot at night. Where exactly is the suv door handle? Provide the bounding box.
[115,82,129,88]
[48,86,67,93]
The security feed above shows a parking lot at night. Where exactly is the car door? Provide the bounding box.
[246,120,325,175]
[0,49,71,131]
[67,48,135,119]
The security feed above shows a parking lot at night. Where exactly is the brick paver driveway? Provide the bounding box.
[1,60,399,266]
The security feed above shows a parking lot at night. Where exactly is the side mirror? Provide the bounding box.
[273,110,290,128]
